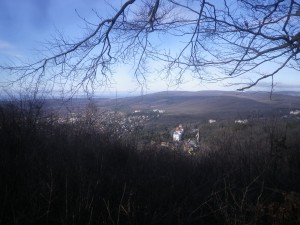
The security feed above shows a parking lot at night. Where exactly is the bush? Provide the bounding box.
[0,101,299,225]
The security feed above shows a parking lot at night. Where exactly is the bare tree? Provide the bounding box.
[1,0,300,95]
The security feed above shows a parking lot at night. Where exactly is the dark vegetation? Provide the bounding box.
[0,98,300,225]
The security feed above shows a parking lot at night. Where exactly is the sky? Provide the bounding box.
[0,0,299,97]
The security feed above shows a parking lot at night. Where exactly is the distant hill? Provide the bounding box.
[33,91,300,120]
[113,91,300,119]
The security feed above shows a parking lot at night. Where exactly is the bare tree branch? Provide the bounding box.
[1,0,299,95]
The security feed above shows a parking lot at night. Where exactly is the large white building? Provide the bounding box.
[173,124,184,141]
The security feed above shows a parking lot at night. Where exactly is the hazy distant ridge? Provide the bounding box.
[114,91,300,118]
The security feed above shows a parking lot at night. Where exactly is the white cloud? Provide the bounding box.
[274,82,300,90]
[0,40,14,50]
[0,40,23,62]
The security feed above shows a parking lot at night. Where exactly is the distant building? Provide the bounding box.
[235,119,248,124]
[161,142,169,147]
[153,109,165,113]
[290,110,300,115]
[173,124,184,141]
[209,119,216,124]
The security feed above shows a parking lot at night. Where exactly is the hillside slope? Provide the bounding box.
[115,91,300,118]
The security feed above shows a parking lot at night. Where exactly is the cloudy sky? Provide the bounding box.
[0,0,299,96]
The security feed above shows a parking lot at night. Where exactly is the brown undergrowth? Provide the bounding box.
[0,100,299,225]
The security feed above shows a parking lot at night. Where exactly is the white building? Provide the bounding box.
[235,119,248,124]
[173,124,184,141]
[290,110,300,115]
[153,109,165,113]
[209,119,216,124]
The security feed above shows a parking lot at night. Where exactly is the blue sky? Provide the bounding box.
[0,0,103,60]
[0,0,299,96]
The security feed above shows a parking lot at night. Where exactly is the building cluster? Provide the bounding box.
[152,109,165,113]
[281,109,300,119]
[54,109,162,138]
[51,107,300,155]
[235,119,248,124]
[209,119,249,124]
[290,110,300,115]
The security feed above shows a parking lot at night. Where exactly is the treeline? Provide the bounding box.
[0,100,299,225]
